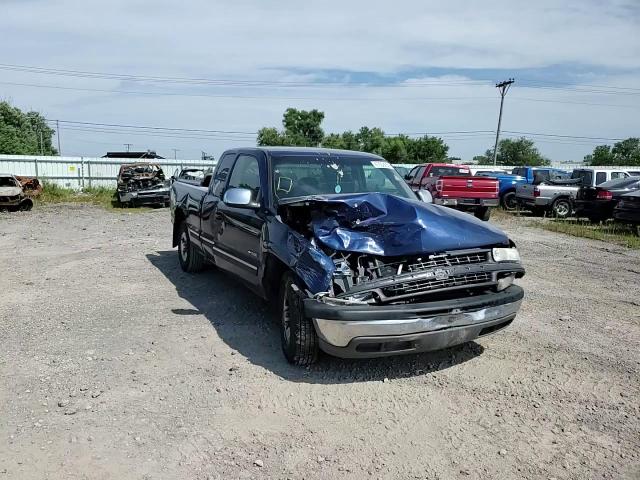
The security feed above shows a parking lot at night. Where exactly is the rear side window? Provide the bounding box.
[595,172,607,185]
[572,170,593,186]
[227,154,261,202]
[212,153,237,197]
[429,166,469,177]
[512,167,526,177]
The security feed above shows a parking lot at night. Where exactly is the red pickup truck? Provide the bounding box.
[405,163,499,220]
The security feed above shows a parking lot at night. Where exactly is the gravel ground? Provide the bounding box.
[1,204,639,480]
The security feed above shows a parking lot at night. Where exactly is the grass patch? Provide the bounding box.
[38,182,117,208]
[534,218,640,249]
[37,182,153,212]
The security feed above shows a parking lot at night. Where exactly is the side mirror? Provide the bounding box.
[223,187,260,209]
[417,190,433,203]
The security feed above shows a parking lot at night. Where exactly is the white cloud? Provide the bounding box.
[1,0,639,160]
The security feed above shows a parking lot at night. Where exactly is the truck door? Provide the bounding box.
[200,152,237,257]
[210,153,264,285]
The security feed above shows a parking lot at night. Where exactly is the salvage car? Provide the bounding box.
[575,176,640,222]
[170,147,525,365]
[614,190,640,232]
[0,174,34,211]
[116,163,170,207]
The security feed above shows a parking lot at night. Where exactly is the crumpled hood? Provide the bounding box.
[0,186,22,196]
[293,193,510,256]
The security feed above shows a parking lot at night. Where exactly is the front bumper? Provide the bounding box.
[119,189,170,205]
[434,198,499,207]
[304,285,524,358]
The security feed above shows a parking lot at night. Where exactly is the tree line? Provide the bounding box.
[1,101,639,166]
[0,101,57,155]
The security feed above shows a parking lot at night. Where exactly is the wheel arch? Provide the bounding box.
[172,208,187,247]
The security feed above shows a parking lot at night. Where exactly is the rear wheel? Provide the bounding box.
[279,272,318,366]
[552,198,572,218]
[474,206,491,221]
[177,222,205,272]
[501,191,517,210]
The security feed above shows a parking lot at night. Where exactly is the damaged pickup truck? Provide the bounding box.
[117,163,170,207]
[170,147,525,365]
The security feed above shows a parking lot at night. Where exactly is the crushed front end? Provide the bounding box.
[117,163,170,206]
[278,193,525,358]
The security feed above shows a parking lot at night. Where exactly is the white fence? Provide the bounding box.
[0,154,215,189]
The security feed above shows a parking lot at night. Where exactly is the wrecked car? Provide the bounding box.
[170,147,525,365]
[116,163,170,207]
[0,174,34,211]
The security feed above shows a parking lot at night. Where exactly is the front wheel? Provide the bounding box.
[474,206,491,221]
[552,198,572,218]
[177,222,205,272]
[279,273,318,366]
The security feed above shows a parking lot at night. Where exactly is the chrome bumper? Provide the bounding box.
[314,299,522,348]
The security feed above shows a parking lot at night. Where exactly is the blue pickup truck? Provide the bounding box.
[170,147,526,365]
[475,167,569,210]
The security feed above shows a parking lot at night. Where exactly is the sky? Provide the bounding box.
[1,0,639,162]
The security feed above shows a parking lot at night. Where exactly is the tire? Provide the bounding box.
[279,272,318,366]
[474,206,491,221]
[501,191,517,210]
[19,200,33,211]
[551,198,572,218]
[177,222,205,273]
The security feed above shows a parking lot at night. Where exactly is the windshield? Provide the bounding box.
[0,177,17,187]
[599,177,640,190]
[271,154,415,201]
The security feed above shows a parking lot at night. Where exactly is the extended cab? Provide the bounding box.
[405,163,498,220]
[170,147,525,366]
[516,168,629,218]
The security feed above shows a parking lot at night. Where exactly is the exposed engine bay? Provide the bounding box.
[277,193,524,305]
[117,163,170,206]
[117,164,166,192]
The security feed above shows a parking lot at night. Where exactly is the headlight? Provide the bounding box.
[492,247,520,262]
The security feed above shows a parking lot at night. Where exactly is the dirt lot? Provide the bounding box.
[1,205,639,480]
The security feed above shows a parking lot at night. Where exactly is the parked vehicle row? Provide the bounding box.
[170,147,525,365]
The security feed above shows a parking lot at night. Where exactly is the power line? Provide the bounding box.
[3,63,640,98]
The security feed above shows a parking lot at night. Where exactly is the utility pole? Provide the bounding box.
[39,130,44,155]
[56,120,62,156]
[172,148,179,160]
[492,78,514,166]
[124,143,133,153]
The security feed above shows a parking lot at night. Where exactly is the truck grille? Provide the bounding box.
[383,272,492,296]
[407,251,488,272]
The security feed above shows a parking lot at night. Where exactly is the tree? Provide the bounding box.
[585,138,640,166]
[257,108,325,147]
[355,127,386,154]
[405,135,449,164]
[381,135,408,164]
[0,101,57,155]
[256,127,288,146]
[479,138,549,166]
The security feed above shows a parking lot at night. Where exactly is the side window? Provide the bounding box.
[595,172,607,185]
[406,166,419,181]
[212,153,236,197]
[414,166,427,182]
[611,171,627,179]
[227,154,261,202]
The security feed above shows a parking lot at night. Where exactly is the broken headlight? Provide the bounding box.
[492,247,520,263]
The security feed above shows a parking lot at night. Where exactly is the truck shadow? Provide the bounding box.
[146,250,485,384]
